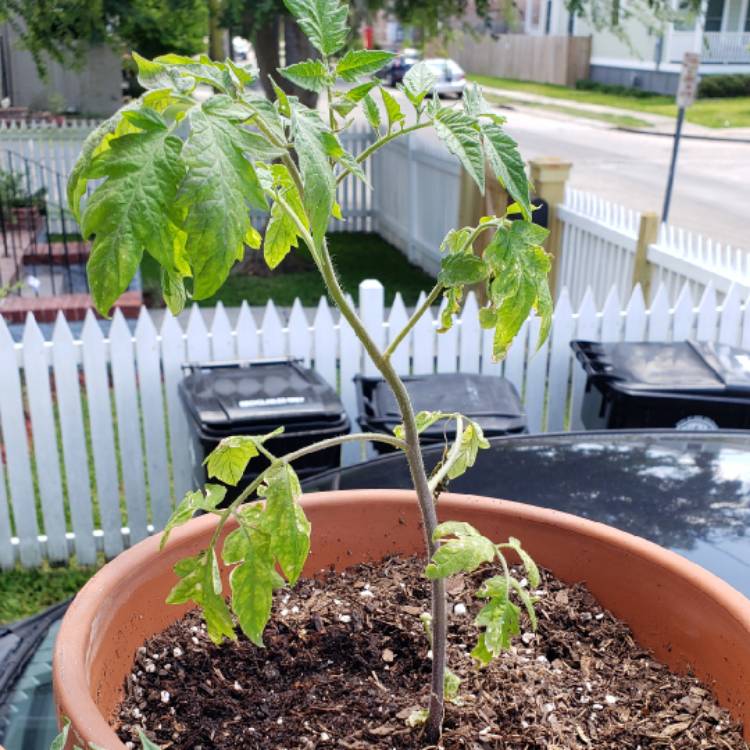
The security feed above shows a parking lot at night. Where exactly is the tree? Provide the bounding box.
[0,0,209,77]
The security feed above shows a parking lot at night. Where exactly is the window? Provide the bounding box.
[704,0,724,31]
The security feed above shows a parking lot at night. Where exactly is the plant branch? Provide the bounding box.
[335,121,431,186]
[384,282,443,360]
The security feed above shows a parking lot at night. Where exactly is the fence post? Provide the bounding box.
[632,212,660,302]
[529,157,572,296]
[458,164,508,303]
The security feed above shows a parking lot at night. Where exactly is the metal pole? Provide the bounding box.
[661,106,685,225]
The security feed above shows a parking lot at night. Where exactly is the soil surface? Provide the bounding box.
[116,556,748,749]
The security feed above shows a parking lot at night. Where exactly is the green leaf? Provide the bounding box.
[439,253,488,287]
[121,106,168,132]
[177,105,266,299]
[509,577,538,630]
[478,306,498,329]
[483,221,552,359]
[283,0,349,56]
[439,286,463,333]
[462,83,486,118]
[447,421,490,480]
[154,53,233,92]
[159,262,186,317]
[476,595,520,656]
[470,633,493,667]
[205,435,261,486]
[345,80,379,103]
[166,550,235,644]
[481,122,531,220]
[433,108,484,192]
[230,557,279,647]
[138,729,163,749]
[506,536,541,588]
[290,107,335,242]
[444,668,462,704]
[226,59,256,88]
[393,410,452,440]
[264,164,308,269]
[440,226,473,254]
[380,86,405,131]
[50,721,70,750]
[362,93,381,131]
[82,126,186,314]
[132,52,196,93]
[425,521,496,579]
[336,50,395,81]
[278,58,331,93]
[402,61,437,108]
[160,484,226,550]
[260,464,311,585]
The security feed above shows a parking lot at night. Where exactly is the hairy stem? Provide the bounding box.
[335,121,431,186]
[384,282,443,360]
[314,237,447,742]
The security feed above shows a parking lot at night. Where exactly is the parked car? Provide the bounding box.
[424,57,466,98]
[380,51,420,87]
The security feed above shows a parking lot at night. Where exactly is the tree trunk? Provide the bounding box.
[253,15,281,101]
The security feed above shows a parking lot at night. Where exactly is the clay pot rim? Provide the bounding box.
[53,490,750,747]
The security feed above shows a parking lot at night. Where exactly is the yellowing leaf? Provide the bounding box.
[205,435,261,485]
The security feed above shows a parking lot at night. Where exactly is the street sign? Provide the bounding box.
[676,52,700,109]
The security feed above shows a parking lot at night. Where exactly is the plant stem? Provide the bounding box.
[384,282,443,360]
[335,121,431,186]
[314,237,447,743]
[427,415,464,494]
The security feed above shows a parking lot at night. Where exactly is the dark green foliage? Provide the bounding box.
[575,78,664,99]
[697,74,750,99]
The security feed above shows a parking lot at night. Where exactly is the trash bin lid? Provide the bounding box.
[371,373,525,436]
[179,360,346,433]
[572,340,750,396]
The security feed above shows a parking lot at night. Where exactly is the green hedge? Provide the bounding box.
[697,74,750,99]
[574,79,664,99]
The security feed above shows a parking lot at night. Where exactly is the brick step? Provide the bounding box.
[0,290,142,324]
[24,241,91,265]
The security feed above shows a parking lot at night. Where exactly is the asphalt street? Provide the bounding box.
[409,99,749,250]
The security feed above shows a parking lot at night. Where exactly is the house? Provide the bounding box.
[0,22,122,116]
[450,0,750,94]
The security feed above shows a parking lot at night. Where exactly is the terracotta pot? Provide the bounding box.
[53,491,750,748]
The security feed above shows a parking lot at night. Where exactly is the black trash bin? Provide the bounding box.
[571,339,750,430]
[179,360,350,496]
[355,372,526,454]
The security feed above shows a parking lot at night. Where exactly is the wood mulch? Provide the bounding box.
[116,556,748,749]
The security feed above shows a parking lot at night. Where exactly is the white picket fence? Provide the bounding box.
[2,277,749,568]
[557,188,750,309]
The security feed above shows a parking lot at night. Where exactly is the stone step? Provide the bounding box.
[0,290,142,323]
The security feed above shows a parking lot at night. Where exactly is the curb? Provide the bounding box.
[615,126,750,144]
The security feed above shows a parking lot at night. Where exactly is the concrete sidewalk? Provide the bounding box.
[481,84,750,142]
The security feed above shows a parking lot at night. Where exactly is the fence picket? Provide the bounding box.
[672,285,695,341]
[387,293,410,376]
[109,310,149,543]
[236,302,259,359]
[569,290,599,430]
[0,318,41,566]
[210,302,235,360]
[51,314,97,565]
[135,309,172,530]
[545,289,575,432]
[22,315,68,562]
[313,298,337,389]
[339,294,362,465]
[186,305,210,361]
[436,299,458,373]
[696,284,718,341]
[600,287,622,340]
[160,312,193,502]
[288,299,310,366]
[458,292,481,374]
[504,320,529,396]
[525,316,550,433]
[261,300,285,358]
[623,285,647,341]
[647,285,671,341]
[81,311,123,558]
[359,280,385,376]
[718,285,743,346]
[412,292,434,375]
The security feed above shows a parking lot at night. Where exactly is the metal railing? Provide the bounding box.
[0,150,89,297]
[669,31,750,64]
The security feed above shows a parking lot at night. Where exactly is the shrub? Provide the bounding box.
[574,79,663,99]
[698,74,750,99]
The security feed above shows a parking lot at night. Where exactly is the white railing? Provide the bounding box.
[557,188,750,308]
[0,117,101,132]
[669,31,750,64]
[2,277,749,568]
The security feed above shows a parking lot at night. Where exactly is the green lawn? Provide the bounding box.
[470,74,750,129]
[0,560,101,624]
[142,232,436,308]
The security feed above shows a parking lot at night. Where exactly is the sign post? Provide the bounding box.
[661,51,700,224]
